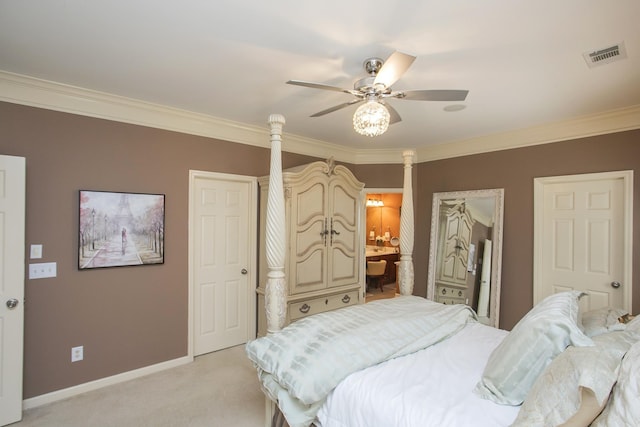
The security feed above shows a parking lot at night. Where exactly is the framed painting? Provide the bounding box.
[79,190,165,269]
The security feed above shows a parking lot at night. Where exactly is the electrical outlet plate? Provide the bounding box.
[71,346,83,362]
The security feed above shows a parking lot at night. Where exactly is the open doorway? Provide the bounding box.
[364,189,402,302]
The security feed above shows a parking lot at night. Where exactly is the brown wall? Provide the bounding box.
[0,102,320,398]
[2,100,638,399]
[415,131,640,329]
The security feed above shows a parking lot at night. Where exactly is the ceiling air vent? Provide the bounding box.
[583,42,627,68]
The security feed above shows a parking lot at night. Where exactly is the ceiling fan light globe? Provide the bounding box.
[353,101,390,137]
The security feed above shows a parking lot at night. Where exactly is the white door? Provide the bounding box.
[0,155,26,426]
[534,171,633,312]
[190,171,256,356]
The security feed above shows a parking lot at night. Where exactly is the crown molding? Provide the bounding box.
[415,104,640,162]
[0,71,369,163]
[2,71,638,165]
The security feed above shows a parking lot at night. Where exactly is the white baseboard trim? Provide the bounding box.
[22,354,193,410]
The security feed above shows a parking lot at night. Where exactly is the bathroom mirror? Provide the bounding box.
[426,189,504,328]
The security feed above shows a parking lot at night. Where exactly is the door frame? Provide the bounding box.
[533,170,633,309]
[188,170,257,358]
[363,187,402,299]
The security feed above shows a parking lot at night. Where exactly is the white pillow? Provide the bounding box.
[512,329,639,426]
[580,306,628,337]
[475,291,593,405]
[625,314,639,331]
[591,340,640,426]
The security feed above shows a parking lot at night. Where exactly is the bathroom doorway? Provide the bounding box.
[364,188,402,303]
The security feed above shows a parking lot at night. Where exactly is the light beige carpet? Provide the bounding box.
[365,283,398,303]
[14,345,265,427]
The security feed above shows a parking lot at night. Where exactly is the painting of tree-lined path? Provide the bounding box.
[79,190,164,269]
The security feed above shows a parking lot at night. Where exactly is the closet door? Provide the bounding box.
[327,176,360,288]
[289,177,327,294]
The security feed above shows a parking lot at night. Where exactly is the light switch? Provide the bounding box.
[29,262,57,279]
[30,244,43,259]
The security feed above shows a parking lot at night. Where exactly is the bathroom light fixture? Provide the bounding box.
[366,199,384,207]
[353,99,390,137]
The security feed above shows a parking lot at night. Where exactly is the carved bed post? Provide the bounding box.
[265,114,287,334]
[399,150,415,295]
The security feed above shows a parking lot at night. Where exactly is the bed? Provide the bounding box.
[248,292,640,427]
[316,318,517,427]
[247,295,519,427]
[248,115,640,427]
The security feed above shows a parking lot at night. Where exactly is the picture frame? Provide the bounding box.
[78,190,165,269]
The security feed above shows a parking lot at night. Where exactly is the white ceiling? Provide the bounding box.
[1,1,639,162]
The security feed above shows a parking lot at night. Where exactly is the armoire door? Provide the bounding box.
[289,177,327,294]
[439,207,473,285]
[328,178,360,288]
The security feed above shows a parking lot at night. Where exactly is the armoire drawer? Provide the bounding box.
[436,284,467,306]
[436,296,466,305]
[289,290,359,321]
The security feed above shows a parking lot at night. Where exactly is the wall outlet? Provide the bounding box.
[71,346,83,362]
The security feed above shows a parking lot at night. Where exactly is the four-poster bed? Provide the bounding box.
[261,114,417,336]
[256,154,365,337]
[256,113,416,425]
[247,114,640,427]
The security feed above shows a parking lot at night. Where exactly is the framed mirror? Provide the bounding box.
[426,189,504,328]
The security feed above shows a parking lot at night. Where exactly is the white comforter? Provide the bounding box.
[246,296,477,427]
[316,321,521,427]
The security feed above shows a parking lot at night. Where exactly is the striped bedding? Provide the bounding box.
[245,296,477,427]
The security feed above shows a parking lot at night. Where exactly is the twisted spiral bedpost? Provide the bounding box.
[265,114,287,333]
[399,150,415,295]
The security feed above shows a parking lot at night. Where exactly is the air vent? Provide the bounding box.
[583,42,627,68]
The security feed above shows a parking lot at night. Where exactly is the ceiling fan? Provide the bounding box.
[287,51,469,136]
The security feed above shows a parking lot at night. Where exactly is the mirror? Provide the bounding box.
[426,189,504,328]
[365,192,402,250]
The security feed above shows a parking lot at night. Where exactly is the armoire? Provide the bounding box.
[256,160,365,336]
[435,202,474,305]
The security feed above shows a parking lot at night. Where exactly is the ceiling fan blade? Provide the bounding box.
[398,89,469,101]
[374,51,416,88]
[310,99,363,117]
[381,102,402,125]
[286,80,354,95]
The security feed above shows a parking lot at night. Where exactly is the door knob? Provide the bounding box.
[241,268,248,275]
[611,281,621,289]
[6,298,19,309]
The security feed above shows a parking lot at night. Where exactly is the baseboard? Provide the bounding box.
[22,354,193,410]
